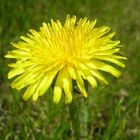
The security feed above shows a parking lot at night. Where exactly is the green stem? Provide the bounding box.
[69,100,80,140]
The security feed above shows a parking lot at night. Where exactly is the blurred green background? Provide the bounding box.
[0,0,140,139]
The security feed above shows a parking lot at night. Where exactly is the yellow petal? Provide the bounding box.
[89,19,97,29]
[64,15,71,27]
[75,63,97,88]
[99,64,121,77]
[38,71,58,96]
[90,70,108,85]
[11,72,34,90]
[8,61,33,68]
[62,70,73,104]
[68,65,76,79]
[53,87,62,104]
[11,42,30,52]
[32,91,39,101]
[78,17,88,27]
[75,70,87,97]
[94,56,125,67]
[93,26,110,38]
[29,72,56,101]
[20,36,34,44]
[111,55,127,60]
[11,70,42,90]
[23,82,38,101]
[5,50,30,59]
[8,67,25,79]
[94,48,120,55]
[90,60,121,77]
[53,70,64,103]
[87,76,97,88]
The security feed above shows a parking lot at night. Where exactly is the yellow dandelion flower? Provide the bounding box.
[5,15,127,104]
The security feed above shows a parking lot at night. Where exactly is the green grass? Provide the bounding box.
[0,0,140,139]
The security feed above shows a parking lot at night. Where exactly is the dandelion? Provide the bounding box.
[5,15,126,104]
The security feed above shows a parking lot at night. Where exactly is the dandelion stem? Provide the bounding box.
[69,100,80,140]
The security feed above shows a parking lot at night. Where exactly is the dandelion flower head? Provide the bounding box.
[5,15,126,104]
